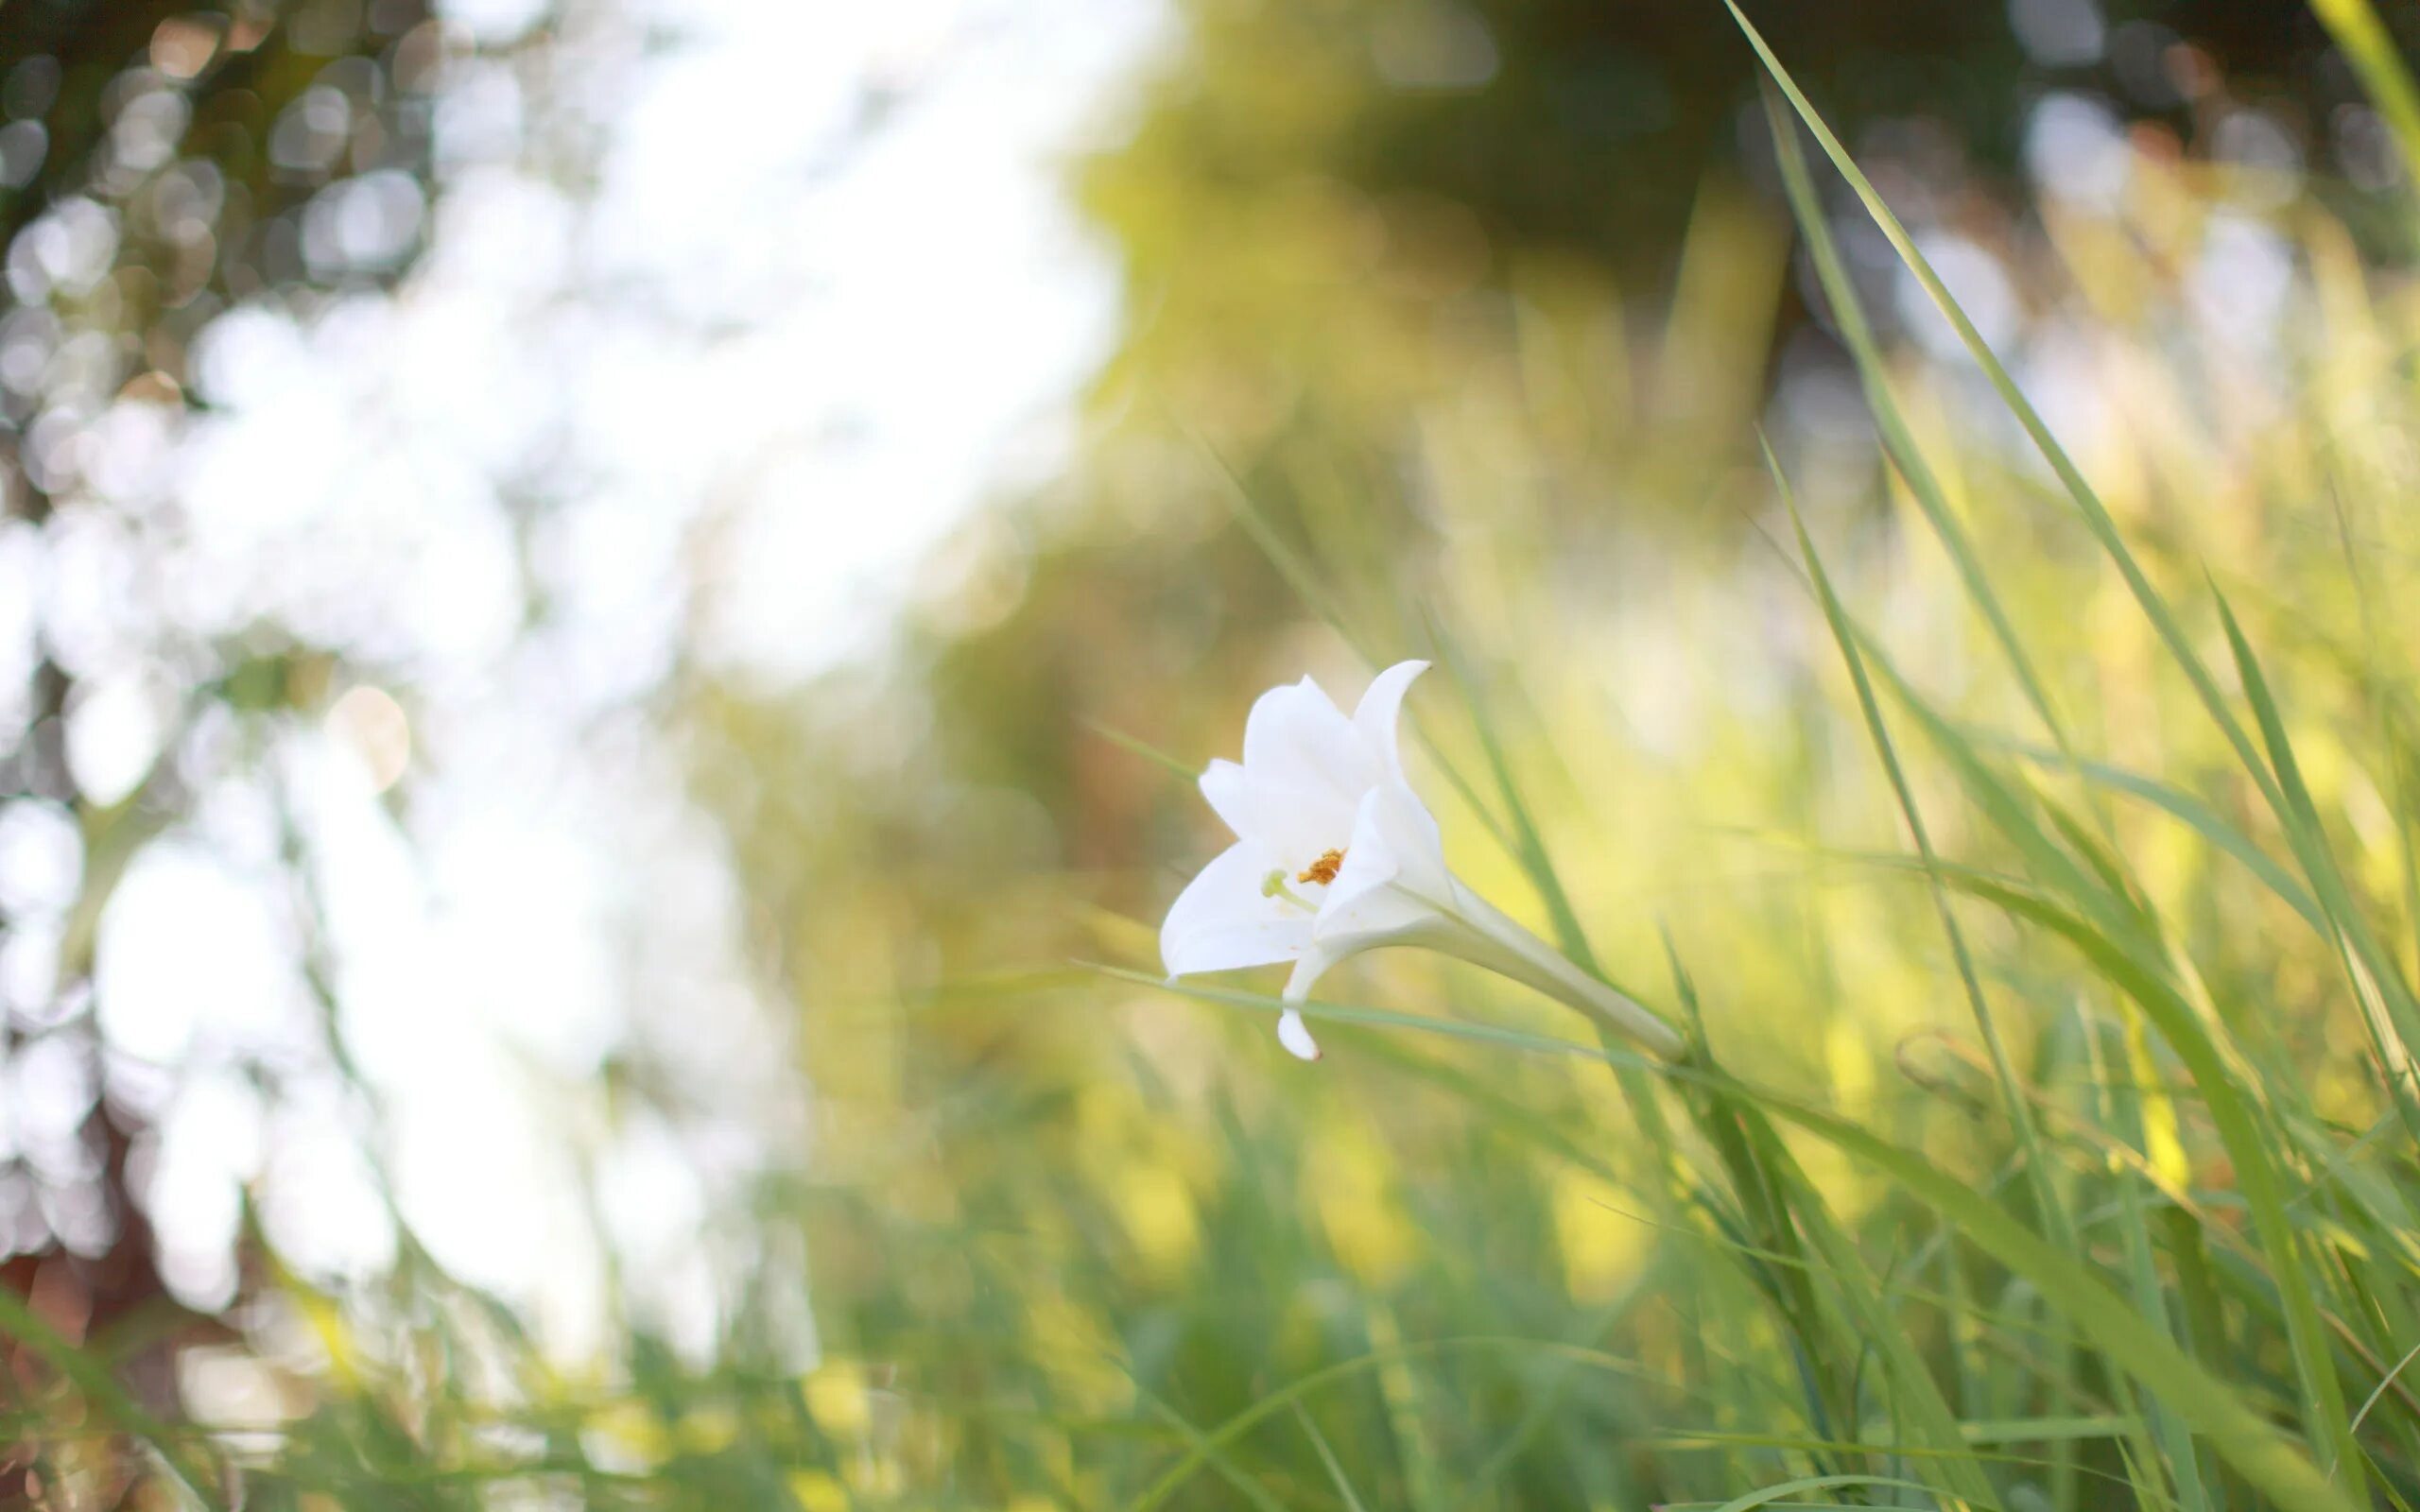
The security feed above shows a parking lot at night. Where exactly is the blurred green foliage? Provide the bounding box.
[660,4,2420,1507]
[16,0,2420,1509]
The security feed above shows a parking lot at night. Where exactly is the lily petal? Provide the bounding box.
[1242,676,1375,816]
[1376,779,1452,897]
[1351,660,1429,783]
[1276,1007,1322,1060]
[1161,840,1316,976]
[1316,784,1449,940]
[1199,758,1253,839]
[1204,765,1359,864]
[1282,936,1349,1003]
[1279,915,1441,1005]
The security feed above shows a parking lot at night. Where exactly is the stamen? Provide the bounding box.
[1297,849,1344,886]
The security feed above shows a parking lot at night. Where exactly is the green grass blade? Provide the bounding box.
[1725,1106,2004,1508]
[1721,0,2299,856]
[1930,872,2361,1482]
[1737,1084,2367,1512]
[1081,717,1201,780]
[2353,1343,2420,1443]
[2310,0,2420,183]
[2087,1023,2209,1512]
[0,1286,225,1511]
[1192,435,1521,858]
[2328,476,2420,1002]
[2212,588,2420,1096]
[1707,1472,1961,1511]
[1770,439,2071,1255]
[1425,618,1692,1157]
[1762,86,2069,757]
[1723,16,2376,1476]
[1293,1403,1373,1512]
[1137,1390,1290,1512]
[1088,961,1667,1076]
[1117,1335,1695,1512]
[1982,734,2328,934]
[1428,622,1601,974]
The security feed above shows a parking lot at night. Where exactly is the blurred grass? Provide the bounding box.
[26,17,2420,1512]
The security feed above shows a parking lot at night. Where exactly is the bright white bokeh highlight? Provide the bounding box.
[58,0,1164,1358]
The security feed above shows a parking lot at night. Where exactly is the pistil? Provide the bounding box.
[1260,869,1319,912]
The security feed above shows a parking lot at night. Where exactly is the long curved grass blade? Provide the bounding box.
[1770,441,2070,1247]
[1737,1087,2365,1512]
[1427,622,1599,975]
[1751,0,2420,1143]
[2087,1024,2207,1512]
[2213,588,2420,1103]
[0,1286,224,1511]
[1708,1472,1964,1511]
[1084,962,1667,1074]
[1725,9,2405,1095]
[1762,86,2068,757]
[1191,432,1520,856]
[1722,0,2279,802]
[1934,870,2360,1482]
[1718,1100,2003,1508]
[1293,1403,1373,1512]
[1724,6,2368,1474]
[2354,1343,2420,1442]
[1981,734,2327,933]
[1135,1390,1289,1512]
[1080,718,1201,780]
[1118,1335,1693,1512]
[2310,0,2420,182]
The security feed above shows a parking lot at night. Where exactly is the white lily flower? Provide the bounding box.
[1159,660,1685,1063]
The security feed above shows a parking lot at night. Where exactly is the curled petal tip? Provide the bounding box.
[1353,661,1431,780]
[1277,1008,1322,1061]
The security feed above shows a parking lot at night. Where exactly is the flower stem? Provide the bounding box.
[1444,887,1688,1062]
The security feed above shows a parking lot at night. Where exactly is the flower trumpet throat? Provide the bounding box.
[1159,660,1688,1064]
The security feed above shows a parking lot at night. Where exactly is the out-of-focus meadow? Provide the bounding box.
[9,0,2420,1507]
